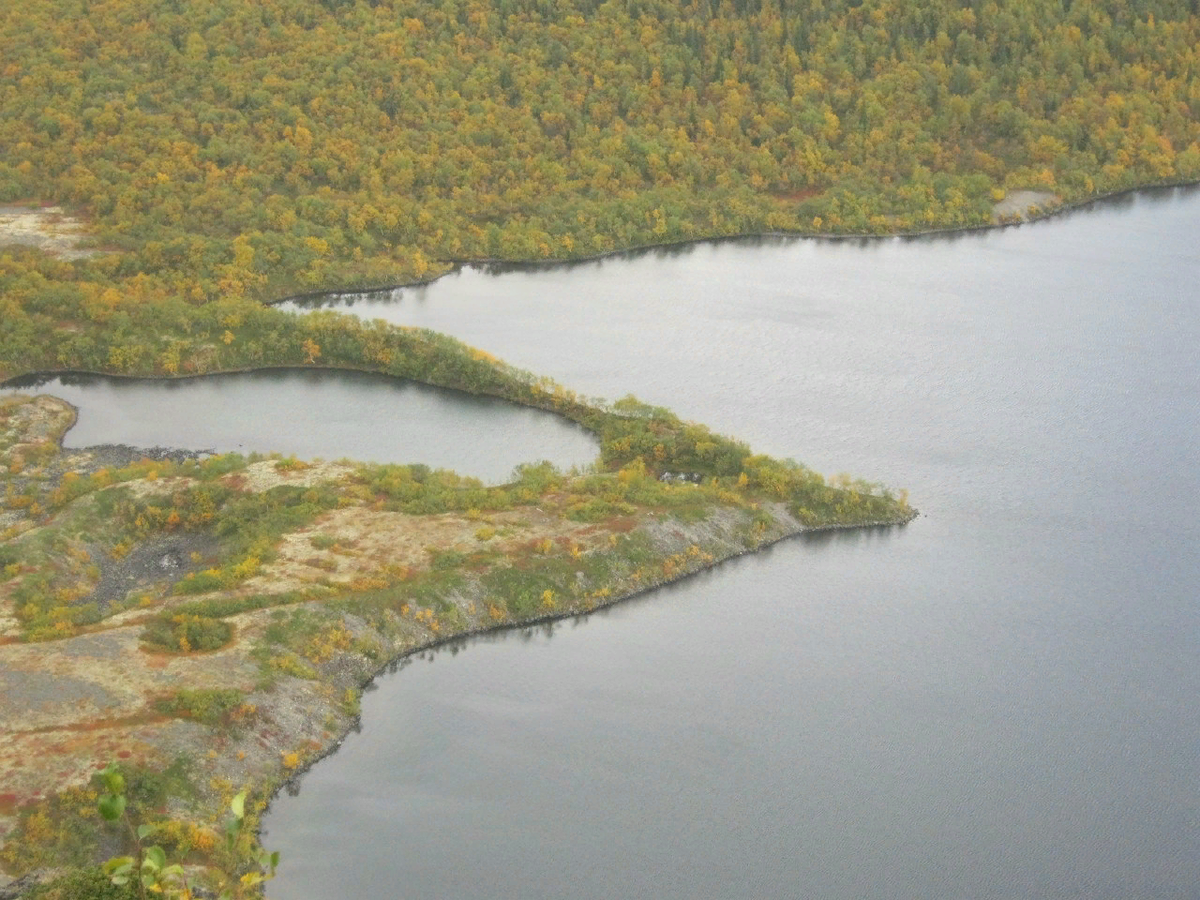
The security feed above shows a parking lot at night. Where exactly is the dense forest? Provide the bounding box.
[1,0,1199,366]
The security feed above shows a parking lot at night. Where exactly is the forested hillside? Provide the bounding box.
[1,0,1198,374]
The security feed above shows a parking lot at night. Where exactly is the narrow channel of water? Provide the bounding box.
[263,186,1200,900]
[0,369,599,484]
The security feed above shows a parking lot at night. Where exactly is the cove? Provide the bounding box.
[264,186,1200,900]
[0,368,599,485]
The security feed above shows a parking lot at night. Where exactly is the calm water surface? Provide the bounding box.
[265,188,1200,899]
[0,369,598,484]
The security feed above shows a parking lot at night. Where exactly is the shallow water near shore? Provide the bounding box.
[260,186,1200,900]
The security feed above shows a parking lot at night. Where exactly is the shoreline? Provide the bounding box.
[259,504,919,810]
[266,180,1200,308]
[0,482,916,895]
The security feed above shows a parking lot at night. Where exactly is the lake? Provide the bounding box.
[0,369,599,485]
[15,186,1199,899]
[262,187,1200,899]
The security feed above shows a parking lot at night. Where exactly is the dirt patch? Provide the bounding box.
[120,473,199,500]
[0,206,101,260]
[992,190,1060,222]
[0,591,20,639]
[241,504,609,595]
[238,459,354,493]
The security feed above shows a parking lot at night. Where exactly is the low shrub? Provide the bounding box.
[141,614,232,653]
[25,866,137,900]
[155,688,246,726]
[172,568,226,594]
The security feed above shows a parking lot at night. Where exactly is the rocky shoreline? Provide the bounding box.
[256,502,919,824]
[0,463,914,894]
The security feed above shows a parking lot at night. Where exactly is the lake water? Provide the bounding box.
[0,369,599,485]
[10,186,1195,898]
[261,186,1200,900]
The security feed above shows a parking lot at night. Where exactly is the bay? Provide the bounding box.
[266,187,1200,899]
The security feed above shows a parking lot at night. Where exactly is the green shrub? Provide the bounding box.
[141,614,232,653]
[0,544,22,570]
[564,497,637,522]
[309,533,338,550]
[172,569,226,595]
[175,591,310,619]
[430,549,468,570]
[155,688,247,726]
[197,453,248,479]
[27,866,137,900]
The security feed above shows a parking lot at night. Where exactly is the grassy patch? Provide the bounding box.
[155,688,248,727]
[141,614,233,653]
[24,867,138,900]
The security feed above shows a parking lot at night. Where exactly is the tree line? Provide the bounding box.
[0,0,1196,331]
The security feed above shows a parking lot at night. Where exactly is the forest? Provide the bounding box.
[1,0,1199,370]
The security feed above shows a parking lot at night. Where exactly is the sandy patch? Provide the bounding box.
[0,205,101,259]
[243,504,609,594]
[236,459,354,493]
[992,190,1060,222]
[122,474,199,499]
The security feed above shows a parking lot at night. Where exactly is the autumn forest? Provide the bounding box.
[1,0,1199,386]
